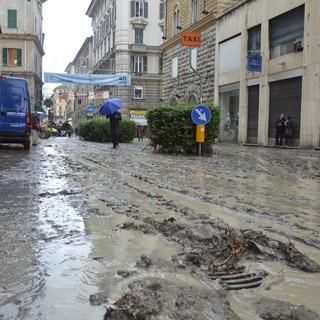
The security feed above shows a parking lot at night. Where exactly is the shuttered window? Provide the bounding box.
[8,10,17,28]
[131,1,148,18]
[247,85,259,144]
[2,48,22,66]
[269,77,302,145]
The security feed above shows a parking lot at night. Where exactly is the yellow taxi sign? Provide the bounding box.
[181,32,201,47]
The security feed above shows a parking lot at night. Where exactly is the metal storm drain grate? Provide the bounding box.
[209,271,266,290]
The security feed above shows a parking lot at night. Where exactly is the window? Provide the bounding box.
[34,52,38,72]
[191,0,198,24]
[172,56,178,78]
[132,56,147,73]
[190,48,197,70]
[159,56,163,74]
[269,5,304,58]
[248,25,261,53]
[131,1,148,18]
[134,86,143,99]
[173,10,180,36]
[8,10,17,28]
[2,48,22,67]
[134,28,144,44]
[219,36,241,74]
[159,2,164,19]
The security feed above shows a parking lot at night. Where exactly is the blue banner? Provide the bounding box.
[44,72,131,86]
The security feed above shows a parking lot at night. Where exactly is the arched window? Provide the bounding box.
[173,8,180,36]
[191,0,198,24]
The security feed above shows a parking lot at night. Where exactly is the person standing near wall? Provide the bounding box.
[284,115,293,147]
[274,113,285,147]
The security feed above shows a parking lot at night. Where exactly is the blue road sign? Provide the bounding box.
[86,106,94,113]
[191,105,211,125]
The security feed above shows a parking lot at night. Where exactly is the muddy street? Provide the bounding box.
[0,137,320,320]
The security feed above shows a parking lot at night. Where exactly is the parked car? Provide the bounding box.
[0,76,32,150]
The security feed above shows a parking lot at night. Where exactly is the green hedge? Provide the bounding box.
[78,117,136,143]
[147,103,220,154]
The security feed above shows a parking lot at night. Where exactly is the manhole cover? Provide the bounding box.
[209,270,266,290]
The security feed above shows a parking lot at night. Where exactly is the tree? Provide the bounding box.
[43,98,53,108]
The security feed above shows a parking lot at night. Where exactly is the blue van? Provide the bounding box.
[0,76,32,150]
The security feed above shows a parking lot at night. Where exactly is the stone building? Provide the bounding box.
[0,0,46,109]
[65,37,95,127]
[85,0,165,120]
[215,0,320,148]
[160,0,240,105]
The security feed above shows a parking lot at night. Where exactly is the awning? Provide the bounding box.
[132,118,148,126]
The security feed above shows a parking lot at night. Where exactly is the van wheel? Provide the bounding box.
[23,140,31,150]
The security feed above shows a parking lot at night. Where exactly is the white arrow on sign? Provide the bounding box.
[195,108,207,121]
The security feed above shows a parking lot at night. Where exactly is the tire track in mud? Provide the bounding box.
[51,141,320,318]
[64,150,320,266]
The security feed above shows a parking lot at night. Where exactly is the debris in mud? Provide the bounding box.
[251,297,320,320]
[104,279,241,320]
[118,215,320,273]
[136,254,152,269]
[91,256,105,262]
[89,292,109,306]
[117,270,136,278]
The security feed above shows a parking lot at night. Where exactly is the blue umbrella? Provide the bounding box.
[99,98,123,116]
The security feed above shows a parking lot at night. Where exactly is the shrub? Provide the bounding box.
[147,102,220,154]
[78,117,136,143]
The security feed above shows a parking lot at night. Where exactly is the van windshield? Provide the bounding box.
[2,86,26,112]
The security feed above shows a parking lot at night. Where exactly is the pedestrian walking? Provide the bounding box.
[274,113,285,147]
[284,115,293,146]
[137,124,143,141]
[107,111,122,149]
[31,114,40,146]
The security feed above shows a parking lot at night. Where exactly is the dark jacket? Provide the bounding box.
[107,111,122,127]
[274,118,285,132]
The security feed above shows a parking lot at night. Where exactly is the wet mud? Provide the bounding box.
[0,138,319,319]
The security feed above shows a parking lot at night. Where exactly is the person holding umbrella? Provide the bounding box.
[99,98,123,149]
[107,111,122,149]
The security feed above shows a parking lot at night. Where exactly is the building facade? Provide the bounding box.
[85,0,165,120]
[160,0,240,105]
[0,0,46,109]
[65,37,95,127]
[215,0,320,148]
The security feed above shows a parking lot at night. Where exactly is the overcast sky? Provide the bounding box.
[42,0,92,95]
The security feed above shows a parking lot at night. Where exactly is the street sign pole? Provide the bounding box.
[191,106,211,156]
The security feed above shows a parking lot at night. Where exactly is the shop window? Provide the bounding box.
[269,5,304,59]
[134,86,143,99]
